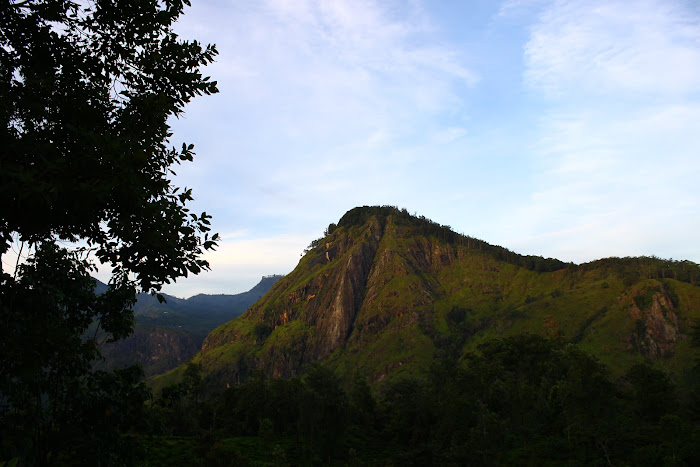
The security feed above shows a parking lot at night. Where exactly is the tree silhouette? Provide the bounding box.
[1,0,218,462]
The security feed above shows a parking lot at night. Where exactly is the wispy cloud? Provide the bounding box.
[523,0,700,98]
[160,0,700,296]
[164,0,483,294]
[501,0,700,262]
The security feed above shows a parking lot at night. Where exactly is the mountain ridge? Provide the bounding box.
[151,206,700,391]
[96,274,283,376]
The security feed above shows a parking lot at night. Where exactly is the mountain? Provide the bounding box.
[95,274,283,376]
[130,274,283,338]
[152,206,700,391]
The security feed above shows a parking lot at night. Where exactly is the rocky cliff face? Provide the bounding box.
[627,282,680,359]
[200,216,384,379]
[160,206,700,391]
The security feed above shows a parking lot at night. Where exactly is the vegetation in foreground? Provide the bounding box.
[2,0,699,462]
[137,333,700,466]
[1,0,217,464]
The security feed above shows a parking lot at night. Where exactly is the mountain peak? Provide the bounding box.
[328,205,568,273]
[152,208,700,393]
[175,207,578,385]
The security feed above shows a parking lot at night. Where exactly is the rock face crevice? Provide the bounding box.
[309,217,383,360]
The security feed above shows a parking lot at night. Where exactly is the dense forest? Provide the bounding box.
[98,333,700,465]
[5,332,699,464]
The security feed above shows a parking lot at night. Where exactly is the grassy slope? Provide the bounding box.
[151,209,700,392]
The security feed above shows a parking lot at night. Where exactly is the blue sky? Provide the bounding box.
[154,0,700,298]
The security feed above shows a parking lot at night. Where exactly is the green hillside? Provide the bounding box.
[152,206,700,392]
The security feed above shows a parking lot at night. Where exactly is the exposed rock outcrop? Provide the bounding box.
[628,284,680,360]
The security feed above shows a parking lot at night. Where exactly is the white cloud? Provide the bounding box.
[524,0,700,98]
[174,0,478,155]
[501,0,700,263]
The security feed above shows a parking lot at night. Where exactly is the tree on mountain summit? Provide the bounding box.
[0,0,218,463]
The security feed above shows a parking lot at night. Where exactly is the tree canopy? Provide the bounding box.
[0,0,218,462]
[1,0,219,291]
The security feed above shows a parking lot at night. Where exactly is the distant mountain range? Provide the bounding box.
[151,206,700,392]
[95,275,283,376]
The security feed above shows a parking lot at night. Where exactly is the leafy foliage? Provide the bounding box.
[0,0,218,463]
[1,0,219,291]
[0,244,147,464]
